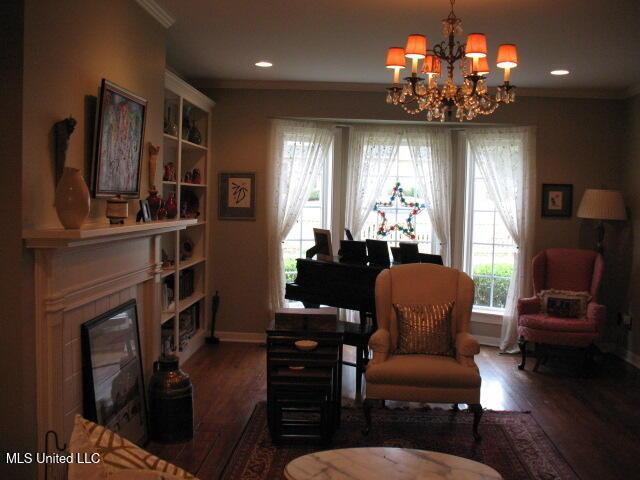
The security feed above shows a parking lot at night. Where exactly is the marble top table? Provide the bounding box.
[284,447,502,480]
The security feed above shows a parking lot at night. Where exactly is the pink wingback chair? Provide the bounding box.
[517,248,606,372]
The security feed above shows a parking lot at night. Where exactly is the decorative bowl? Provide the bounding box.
[294,340,318,351]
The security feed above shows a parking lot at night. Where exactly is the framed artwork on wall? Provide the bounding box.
[541,183,573,217]
[218,172,256,220]
[81,299,148,445]
[91,79,147,198]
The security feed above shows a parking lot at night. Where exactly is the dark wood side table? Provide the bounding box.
[266,308,343,444]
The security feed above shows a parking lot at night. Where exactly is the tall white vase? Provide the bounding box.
[55,167,90,229]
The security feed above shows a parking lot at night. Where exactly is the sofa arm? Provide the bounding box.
[368,329,391,365]
[587,302,607,334]
[455,332,479,368]
[518,296,541,316]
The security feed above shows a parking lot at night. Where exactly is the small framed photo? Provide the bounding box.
[219,172,256,220]
[542,184,573,217]
[138,199,151,223]
[313,228,333,261]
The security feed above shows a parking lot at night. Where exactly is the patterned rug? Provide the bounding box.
[221,403,578,480]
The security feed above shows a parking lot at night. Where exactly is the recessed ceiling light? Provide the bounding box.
[255,61,273,68]
[550,69,570,76]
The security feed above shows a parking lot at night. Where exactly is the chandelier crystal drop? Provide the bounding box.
[385,0,518,122]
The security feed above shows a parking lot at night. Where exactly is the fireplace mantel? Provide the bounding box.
[23,218,198,249]
[25,218,198,478]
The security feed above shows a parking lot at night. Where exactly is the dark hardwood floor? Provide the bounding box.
[148,342,640,480]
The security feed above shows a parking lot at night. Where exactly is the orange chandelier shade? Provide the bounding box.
[465,33,487,58]
[385,47,406,69]
[421,55,441,75]
[405,34,427,59]
[496,44,518,68]
[476,57,490,75]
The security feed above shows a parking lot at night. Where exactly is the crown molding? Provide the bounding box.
[135,0,175,29]
[190,78,629,100]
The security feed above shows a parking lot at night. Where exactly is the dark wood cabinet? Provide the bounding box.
[266,310,343,444]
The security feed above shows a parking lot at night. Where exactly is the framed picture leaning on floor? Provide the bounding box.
[81,299,148,445]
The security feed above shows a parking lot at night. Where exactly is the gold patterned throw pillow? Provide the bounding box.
[394,302,455,355]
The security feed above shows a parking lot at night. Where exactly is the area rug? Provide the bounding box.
[221,403,578,480]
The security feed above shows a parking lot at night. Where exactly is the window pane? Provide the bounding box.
[472,211,495,244]
[473,275,492,307]
[364,144,434,252]
[467,150,517,310]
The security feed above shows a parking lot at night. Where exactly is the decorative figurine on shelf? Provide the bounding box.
[191,168,202,185]
[184,170,192,184]
[161,249,174,269]
[157,200,168,220]
[148,143,160,191]
[188,124,202,145]
[180,190,200,219]
[163,162,176,182]
[53,116,77,185]
[52,116,90,229]
[183,106,202,145]
[180,237,194,261]
[165,191,178,219]
[163,105,178,137]
[147,190,162,220]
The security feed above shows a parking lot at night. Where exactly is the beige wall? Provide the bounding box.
[203,87,627,335]
[22,0,166,229]
[623,94,640,357]
[2,1,165,475]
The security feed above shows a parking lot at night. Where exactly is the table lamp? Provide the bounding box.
[577,189,627,253]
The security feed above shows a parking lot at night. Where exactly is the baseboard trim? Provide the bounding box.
[472,335,501,347]
[216,331,266,343]
[615,346,640,370]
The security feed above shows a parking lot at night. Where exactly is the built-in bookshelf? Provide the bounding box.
[159,70,215,362]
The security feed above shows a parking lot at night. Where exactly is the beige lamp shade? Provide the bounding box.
[465,33,487,58]
[421,55,441,75]
[496,44,518,69]
[385,47,406,69]
[577,189,627,221]
[405,34,427,59]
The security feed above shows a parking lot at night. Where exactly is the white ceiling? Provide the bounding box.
[158,0,640,92]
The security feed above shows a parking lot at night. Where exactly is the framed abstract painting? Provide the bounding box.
[91,79,147,198]
[541,183,573,217]
[218,172,256,220]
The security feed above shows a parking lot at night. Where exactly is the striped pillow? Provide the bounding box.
[69,415,198,480]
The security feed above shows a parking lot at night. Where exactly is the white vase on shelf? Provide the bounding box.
[54,167,90,229]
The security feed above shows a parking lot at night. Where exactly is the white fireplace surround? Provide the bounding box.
[23,219,197,466]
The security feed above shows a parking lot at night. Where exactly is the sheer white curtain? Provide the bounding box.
[467,127,536,352]
[405,127,453,265]
[345,125,404,239]
[267,119,334,312]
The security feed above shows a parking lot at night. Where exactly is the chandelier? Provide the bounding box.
[385,0,519,122]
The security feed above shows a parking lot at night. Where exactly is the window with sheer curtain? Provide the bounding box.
[465,153,518,309]
[360,144,435,252]
[283,160,332,282]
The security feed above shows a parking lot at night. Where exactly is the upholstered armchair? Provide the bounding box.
[363,264,483,441]
[517,248,606,372]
